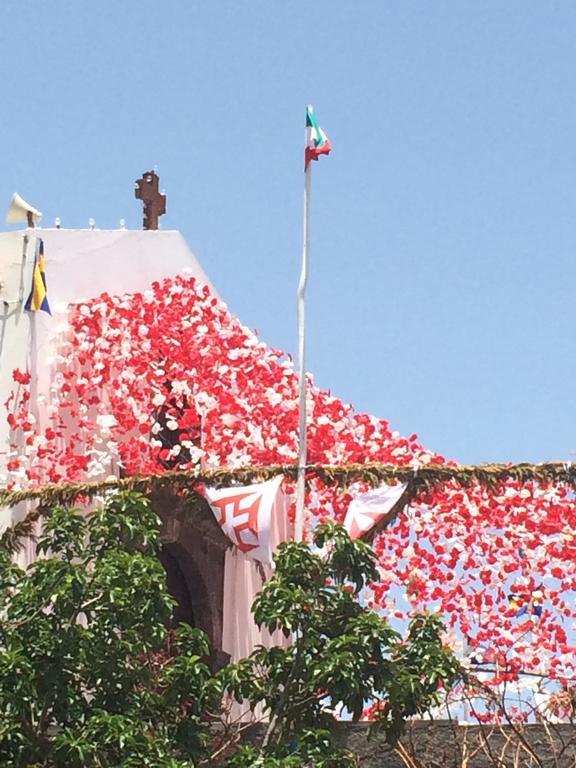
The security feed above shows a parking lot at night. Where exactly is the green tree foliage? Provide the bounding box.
[0,493,221,767]
[0,494,459,767]
[222,521,459,767]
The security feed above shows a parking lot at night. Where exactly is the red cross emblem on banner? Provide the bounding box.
[203,476,282,563]
[210,490,262,553]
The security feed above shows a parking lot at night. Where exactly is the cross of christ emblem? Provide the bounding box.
[209,491,261,553]
[134,170,166,230]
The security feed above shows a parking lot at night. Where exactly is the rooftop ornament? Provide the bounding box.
[134,170,166,231]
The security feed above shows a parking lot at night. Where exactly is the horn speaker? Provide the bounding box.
[6,193,43,227]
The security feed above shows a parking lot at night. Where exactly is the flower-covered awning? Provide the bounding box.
[3,274,576,686]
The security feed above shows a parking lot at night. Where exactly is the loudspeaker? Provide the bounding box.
[6,193,43,227]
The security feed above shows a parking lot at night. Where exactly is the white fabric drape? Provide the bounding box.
[222,486,292,662]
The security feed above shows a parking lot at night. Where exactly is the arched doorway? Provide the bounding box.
[152,488,231,670]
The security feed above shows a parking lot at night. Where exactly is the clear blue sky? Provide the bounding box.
[2,1,575,464]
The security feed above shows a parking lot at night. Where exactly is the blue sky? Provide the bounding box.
[1,1,575,464]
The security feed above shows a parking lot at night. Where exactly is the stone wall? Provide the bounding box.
[338,721,576,768]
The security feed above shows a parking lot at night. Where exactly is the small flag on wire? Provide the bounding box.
[202,476,283,563]
[24,238,51,315]
[344,483,408,540]
[508,588,544,618]
[305,105,331,169]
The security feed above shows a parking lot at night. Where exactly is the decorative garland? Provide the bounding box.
[1,460,574,556]
[1,459,575,509]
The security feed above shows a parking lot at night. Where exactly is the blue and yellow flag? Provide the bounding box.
[25,238,51,315]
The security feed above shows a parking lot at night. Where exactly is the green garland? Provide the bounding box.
[1,460,574,554]
[1,460,575,509]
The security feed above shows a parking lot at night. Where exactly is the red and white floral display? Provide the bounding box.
[4,274,576,697]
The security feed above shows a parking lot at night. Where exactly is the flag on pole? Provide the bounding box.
[344,483,408,540]
[296,105,331,541]
[202,476,283,563]
[24,238,51,315]
[305,105,331,169]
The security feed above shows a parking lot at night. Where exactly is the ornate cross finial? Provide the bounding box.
[134,170,166,230]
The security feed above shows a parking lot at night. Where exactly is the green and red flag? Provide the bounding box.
[305,105,331,169]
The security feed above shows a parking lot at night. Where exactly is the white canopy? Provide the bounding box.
[0,228,215,476]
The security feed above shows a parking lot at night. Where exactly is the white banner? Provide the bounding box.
[203,475,283,563]
[344,483,408,539]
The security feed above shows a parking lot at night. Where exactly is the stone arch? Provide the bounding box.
[152,488,231,669]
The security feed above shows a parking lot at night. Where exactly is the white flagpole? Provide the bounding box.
[295,132,312,542]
